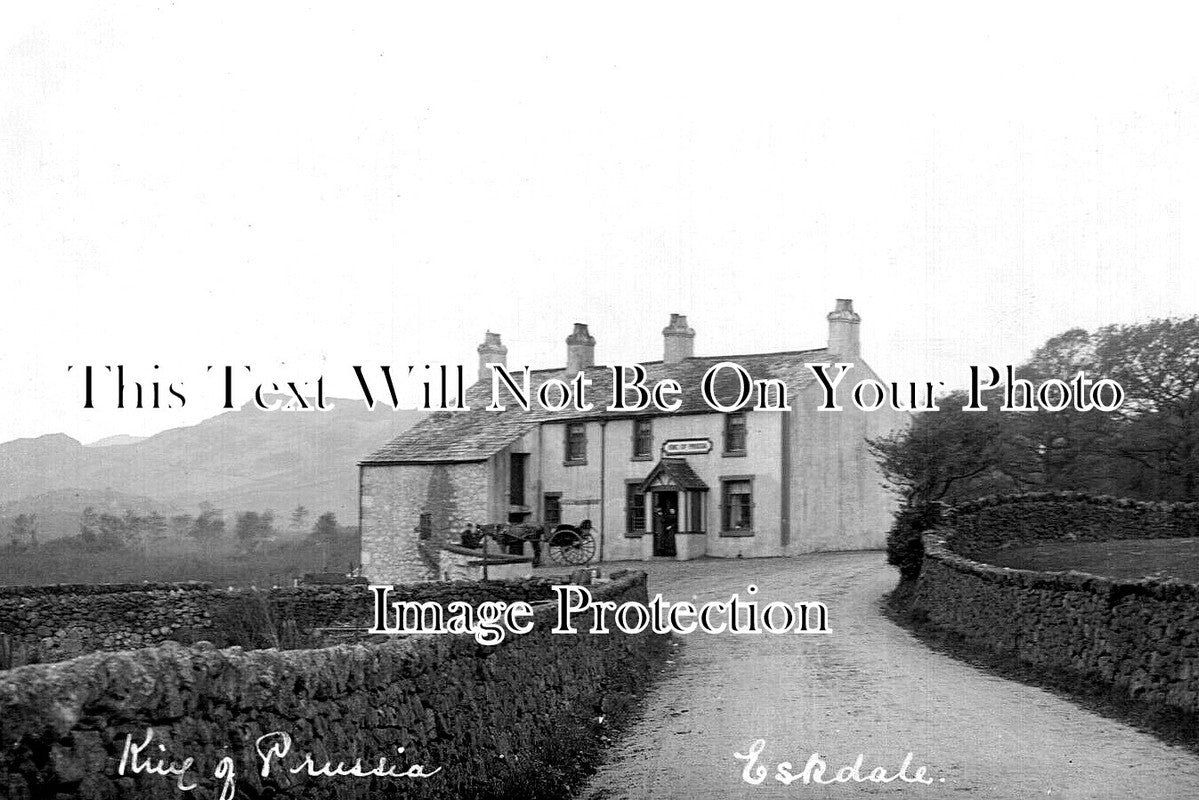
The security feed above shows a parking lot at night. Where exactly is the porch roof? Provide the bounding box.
[638,457,709,493]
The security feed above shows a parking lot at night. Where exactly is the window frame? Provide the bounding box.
[723,412,747,457]
[719,475,755,536]
[625,481,647,535]
[564,422,588,466]
[631,417,654,461]
[543,492,562,528]
[688,491,705,533]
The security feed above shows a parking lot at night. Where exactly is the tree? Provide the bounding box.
[171,513,195,539]
[290,505,309,535]
[312,512,339,545]
[867,390,1024,505]
[870,315,1199,505]
[191,504,225,541]
[1012,328,1120,492]
[123,510,149,550]
[79,507,100,549]
[235,510,275,546]
[146,511,168,542]
[869,315,1199,579]
[97,513,127,550]
[12,514,38,548]
[9,513,37,550]
[1094,317,1199,500]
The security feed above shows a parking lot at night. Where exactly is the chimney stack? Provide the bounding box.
[662,313,695,363]
[477,331,508,384]
[826,299,861,358]
[565,323,595,375]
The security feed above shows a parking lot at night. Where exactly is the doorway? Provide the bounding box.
[652,491,678,557]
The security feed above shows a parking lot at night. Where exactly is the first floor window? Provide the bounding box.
[566,422,587,463]
[626,484,646,533]
[724,412,747,454]
[633,418,653,459]
[721,480,753,531]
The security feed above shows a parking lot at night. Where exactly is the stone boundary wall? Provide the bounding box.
[944,491,1199,557]
[0,582,235,666]
[0,572,663,799]
[0,578,565,668]
[913,492,1199,714]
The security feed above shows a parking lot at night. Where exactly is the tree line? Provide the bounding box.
[871,315,1199,578]
[4,504,349,554]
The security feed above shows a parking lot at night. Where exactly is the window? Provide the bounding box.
[565,422,587,464]
[724,412,747,455]
[632,418,653,459]
[721,479,753,532]
[544,493,562,527]
[509,453,528,506]
[626,483,646,533]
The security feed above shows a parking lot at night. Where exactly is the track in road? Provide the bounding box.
[578,552,1199,799]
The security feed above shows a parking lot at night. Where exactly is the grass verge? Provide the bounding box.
[478,635,676,800]
[883,581,1199,756]
[979,537,1199,583]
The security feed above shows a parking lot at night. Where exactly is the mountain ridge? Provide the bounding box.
[0,398,423,540]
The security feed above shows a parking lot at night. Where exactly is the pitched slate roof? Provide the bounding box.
[360,347,833,465]
[638,457,710,492]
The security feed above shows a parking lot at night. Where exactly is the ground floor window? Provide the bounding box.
[689,492,704,532]
[544,493,562,527]
[626,483,646,533]
[721,478,753,532]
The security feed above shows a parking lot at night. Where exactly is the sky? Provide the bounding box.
[1,3,1196,444]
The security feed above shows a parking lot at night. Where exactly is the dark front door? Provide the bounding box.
[653,491,678,557]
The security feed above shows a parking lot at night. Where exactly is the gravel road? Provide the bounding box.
[577,552,1199,799]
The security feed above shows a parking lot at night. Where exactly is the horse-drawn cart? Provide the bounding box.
[468,519,597,566]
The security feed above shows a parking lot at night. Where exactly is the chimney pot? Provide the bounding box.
[826,298,861,358]
[477,330,508,384]
[566,323,595,374]
[662,313,696,363]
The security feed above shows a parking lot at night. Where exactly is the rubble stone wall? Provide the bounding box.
[0,572,663,800]
[0,577,565,667]
[913,493,1199,714]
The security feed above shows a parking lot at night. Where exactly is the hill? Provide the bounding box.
[0,399,422,540]
[84,434,148,448]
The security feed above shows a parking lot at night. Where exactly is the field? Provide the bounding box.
[981,538,1199,583]
[0,537,360,588]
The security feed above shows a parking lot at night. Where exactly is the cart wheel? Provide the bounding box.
[565,530,596,565]
[547,526,596,566]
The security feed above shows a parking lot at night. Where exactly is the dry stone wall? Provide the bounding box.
[0,572,664,799]
[944,491,1199,557]
[0,578,565,668]
[0,582,226,667]
[913,493,1199,714]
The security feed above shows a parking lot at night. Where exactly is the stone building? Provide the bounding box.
[359,300,908,583]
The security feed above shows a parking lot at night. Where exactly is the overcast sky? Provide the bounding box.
[2,4,1196,444]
